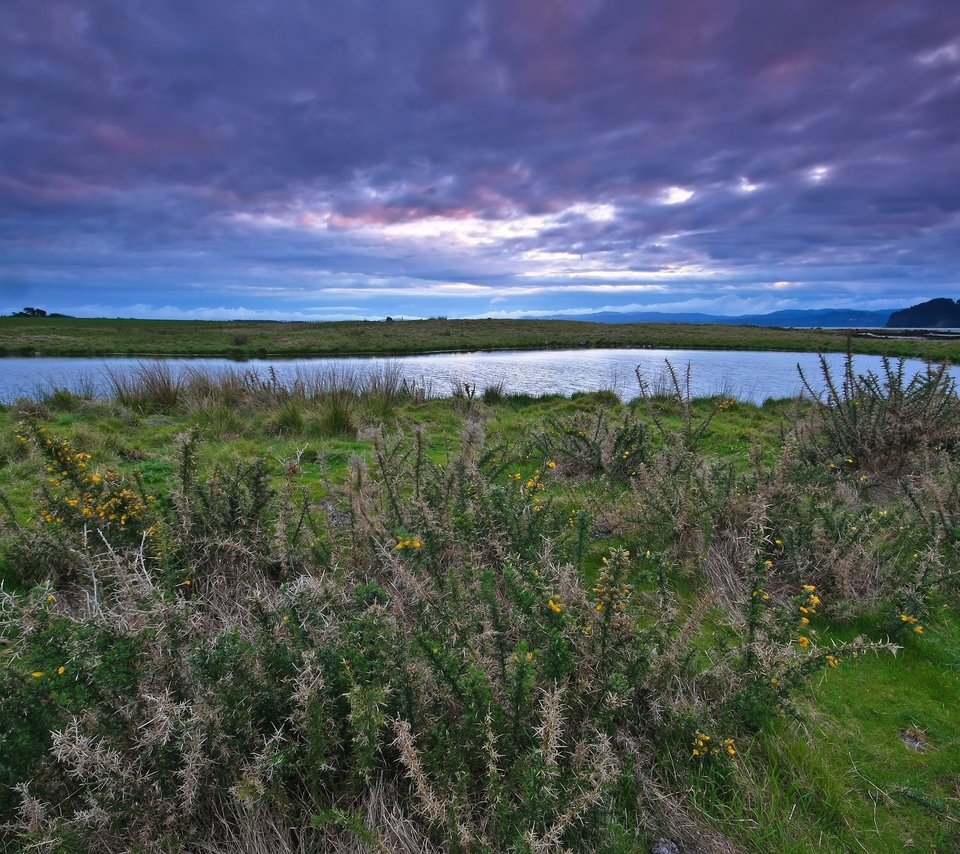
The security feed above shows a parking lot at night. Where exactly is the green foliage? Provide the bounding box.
[313,391,357,437]
[798,353,960,476]
[533,408,649,481]
[266,399,306,436]
[0,374,958,851]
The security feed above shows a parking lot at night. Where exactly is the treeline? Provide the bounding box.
[887,297,960,328]
[8,307,73,318]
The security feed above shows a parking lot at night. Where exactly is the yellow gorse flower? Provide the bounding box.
[547,598,563,614]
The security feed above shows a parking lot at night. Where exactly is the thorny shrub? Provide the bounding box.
[532,409,649,482]
[0,417,899,853]
[797,354,960,478]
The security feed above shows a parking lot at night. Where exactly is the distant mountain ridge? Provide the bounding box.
[887,298,960,328]
[557,308,898,327]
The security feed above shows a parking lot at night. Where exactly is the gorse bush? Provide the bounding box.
[533,409,649,482]
[797,354,960,477]
[0,412,904,852]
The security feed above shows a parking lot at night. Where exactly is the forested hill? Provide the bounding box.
[887,298,960,328]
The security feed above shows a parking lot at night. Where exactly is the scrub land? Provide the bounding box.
[0,358,957,851]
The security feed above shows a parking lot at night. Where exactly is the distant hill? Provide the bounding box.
[887,298,960,328]
[560,308,897,327]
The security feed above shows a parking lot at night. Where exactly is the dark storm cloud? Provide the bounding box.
[1,0,958,318]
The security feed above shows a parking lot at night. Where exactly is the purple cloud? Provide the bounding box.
[1,0,958,319]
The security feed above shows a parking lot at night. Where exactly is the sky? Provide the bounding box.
[1,0,958,322]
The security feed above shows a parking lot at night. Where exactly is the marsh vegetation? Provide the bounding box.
[0,357,958,852]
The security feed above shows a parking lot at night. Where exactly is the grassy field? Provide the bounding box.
[0,359,958,851]
[2,315,960,362]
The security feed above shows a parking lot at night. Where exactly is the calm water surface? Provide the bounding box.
[1,349,956,405]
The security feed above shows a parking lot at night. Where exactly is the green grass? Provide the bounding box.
[2,315,959,361]
[687,608,960,852]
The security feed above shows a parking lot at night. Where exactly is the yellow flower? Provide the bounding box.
[764,560,773,570]
[826,655,840,668]
[595,603,605,613]
[774,538,783,546]
[547,460,557,470]
[802,584,816,592]
[547,598,563,614]
[800,617,810,625]
[770,677,779,686]
[90,473,102,485]
[31,671,44,679]
[798,636,811,648]
[900,614,917,624]
[808,595,821,606]
[914,625,924,635]
[57,666,66,676]
[525,651,534,661]
[512,472,521,481]
[45,594,54,603]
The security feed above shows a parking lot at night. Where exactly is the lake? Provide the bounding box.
[1,349,956,405]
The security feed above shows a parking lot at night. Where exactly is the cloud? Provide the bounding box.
[1,0,958,320]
